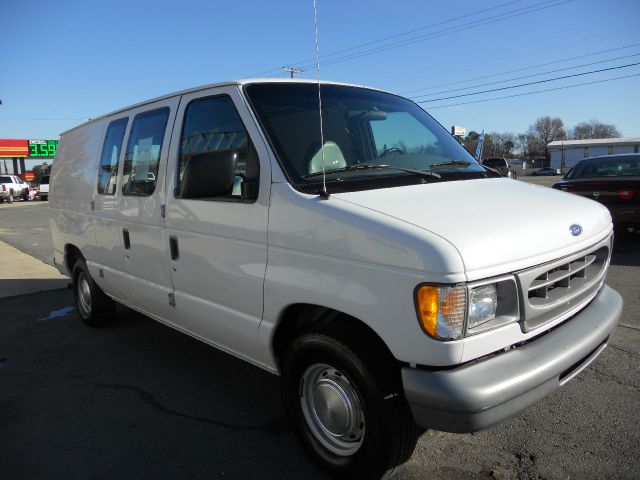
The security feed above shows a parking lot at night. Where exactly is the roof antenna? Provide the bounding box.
[313,0,329,199]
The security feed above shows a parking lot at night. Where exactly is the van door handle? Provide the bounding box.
[123,229,131,249]
[169,236,179,260]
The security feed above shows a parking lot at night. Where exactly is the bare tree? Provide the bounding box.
[528,116,567,159]
[482,133,494,158]
[571,119,621,139]
[504,138,515,158]
[516,133,534,159]
[572,123,592,140]
[468,116,620,164]
[481,132,516,158]
[492,132,516,157]
[463,131,480,157]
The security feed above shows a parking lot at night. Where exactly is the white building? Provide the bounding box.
[548,137,640,170]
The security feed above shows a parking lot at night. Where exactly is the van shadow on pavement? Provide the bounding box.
[0,289,328,480]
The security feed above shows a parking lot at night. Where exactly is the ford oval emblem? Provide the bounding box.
[570,224,583,237]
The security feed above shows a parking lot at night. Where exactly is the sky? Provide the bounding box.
[1,0,639,148]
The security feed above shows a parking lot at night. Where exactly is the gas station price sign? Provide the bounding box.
[29,139,58,158]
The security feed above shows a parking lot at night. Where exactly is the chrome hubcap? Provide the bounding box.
[78,274,92,315]
[300,363,365,456]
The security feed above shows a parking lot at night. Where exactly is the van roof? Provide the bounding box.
[60,78,381,136]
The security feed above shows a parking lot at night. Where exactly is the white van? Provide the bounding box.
[50,79,622,479]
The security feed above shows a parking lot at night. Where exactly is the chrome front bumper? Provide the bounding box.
[402,285,623,433]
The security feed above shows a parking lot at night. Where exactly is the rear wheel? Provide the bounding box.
[281,323,420,479]
[72,259,115,327]
[7,192,13,203]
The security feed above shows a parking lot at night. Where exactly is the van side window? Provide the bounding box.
[177,95,259,201]
[97,118,128,195]
[122,108,170,197]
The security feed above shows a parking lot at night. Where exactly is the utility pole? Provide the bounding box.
[283,66,305,78]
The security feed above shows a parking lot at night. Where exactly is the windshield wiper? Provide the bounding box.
[392,165,442,179]
[430,160,472,168]
[304,163,441,179]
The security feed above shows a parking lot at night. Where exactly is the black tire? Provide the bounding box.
[72,259,115,327]
[7,192,13,203]
[281,323,420,479]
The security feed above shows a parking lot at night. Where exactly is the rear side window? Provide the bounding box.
[122,108,170,196]
[97,118,128,195]
[567,156,640,178]
[177,95,259,201]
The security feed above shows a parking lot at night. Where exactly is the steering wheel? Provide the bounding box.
[380,147,405,157]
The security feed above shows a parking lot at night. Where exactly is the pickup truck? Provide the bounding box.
[0,174,30,203]
[37,175,50,201]
[481,157,516,178]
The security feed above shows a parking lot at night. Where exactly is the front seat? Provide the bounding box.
[308,141,347,175]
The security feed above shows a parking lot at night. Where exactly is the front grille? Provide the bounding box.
[516,235,611,332]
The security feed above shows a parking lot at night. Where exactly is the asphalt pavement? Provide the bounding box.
[0,198,55,265]
[1,196,639,479]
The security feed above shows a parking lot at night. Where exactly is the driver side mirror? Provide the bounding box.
[179,151,238,199]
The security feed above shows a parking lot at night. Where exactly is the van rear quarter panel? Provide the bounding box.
[50,120,107,272]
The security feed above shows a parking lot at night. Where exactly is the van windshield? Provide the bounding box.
[245,83,485,192]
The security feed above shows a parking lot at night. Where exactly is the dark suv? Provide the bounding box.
[481,157,511,177]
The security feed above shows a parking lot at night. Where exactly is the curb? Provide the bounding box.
[0,240,69,299]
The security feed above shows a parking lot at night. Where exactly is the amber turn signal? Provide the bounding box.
[415,285,466,340]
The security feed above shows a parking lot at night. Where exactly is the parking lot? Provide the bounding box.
[1,195,639,479]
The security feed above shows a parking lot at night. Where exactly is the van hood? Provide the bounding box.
[333,178,612,280]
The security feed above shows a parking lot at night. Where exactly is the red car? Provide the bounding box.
[553,154,640,230]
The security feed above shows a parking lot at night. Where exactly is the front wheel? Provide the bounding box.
[72,259,115,327]
[281,324,420,479]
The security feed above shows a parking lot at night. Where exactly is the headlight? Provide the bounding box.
[415,285,466,340]
[468,284,497,329]
[415,279,518,340]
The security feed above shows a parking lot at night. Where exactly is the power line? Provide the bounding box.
[305,0,572,69]
[410,52,640,98]
[383,22,640,89]
[415,62,640,102]
[251,0,527,77]
[295,0,574,71]
[252,0,572,77]
[400,42,640,94]
[424,72,640,109]
[318,0,525,61]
